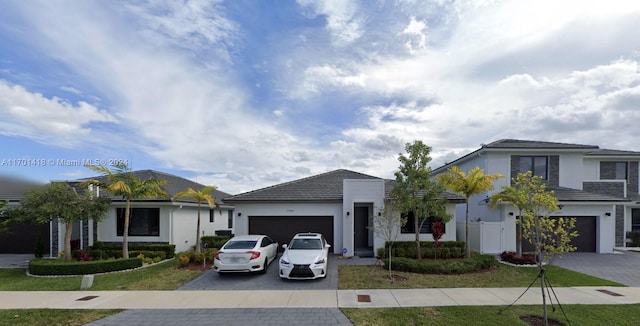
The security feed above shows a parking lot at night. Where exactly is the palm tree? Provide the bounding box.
[173,186,217,253]
[84,164,167,258]
[436,166,503,258]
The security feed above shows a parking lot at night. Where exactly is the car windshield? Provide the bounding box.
[289,238,322,250]
[224,240,257,249]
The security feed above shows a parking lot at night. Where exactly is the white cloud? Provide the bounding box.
[0,80,117,147]
[297,0,363,45]
[3,0,640,193]
[400,16,428,54]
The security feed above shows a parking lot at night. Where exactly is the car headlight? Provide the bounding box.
[280,258,290,265]
[314,258,325,264]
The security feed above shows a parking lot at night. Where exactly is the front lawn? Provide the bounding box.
[0,309,122,326]
[338,263,622,289]
[342,304,640,325]
[0,258,206,291]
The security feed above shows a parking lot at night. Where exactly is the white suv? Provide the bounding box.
[279,233,331,280]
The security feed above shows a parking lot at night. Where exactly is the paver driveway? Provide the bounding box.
[552,251,640,286]
[179,253,340,290]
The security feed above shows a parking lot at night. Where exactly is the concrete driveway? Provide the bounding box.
[0,254,33,268]
[552,250,640,286]
[179,254,340,290]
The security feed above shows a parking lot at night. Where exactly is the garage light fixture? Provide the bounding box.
[346,211,350,216]
[605,212,611,216]
[237,212,242,216]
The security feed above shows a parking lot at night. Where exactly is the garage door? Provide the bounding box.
[249,216,333,251]
[521,216,596,253]
[0,223,50,254]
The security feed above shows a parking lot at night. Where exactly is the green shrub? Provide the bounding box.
[386,241,466,259]
[192,252,205,264]
[29,258,143,276]
[177,254,190,267]
[87,243,175,259]
[384,254,497,274]
[203,248,218,261]
[201,235,233,249]
[376,247,386,259]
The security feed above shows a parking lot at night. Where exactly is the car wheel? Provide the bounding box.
[259,258,268,274]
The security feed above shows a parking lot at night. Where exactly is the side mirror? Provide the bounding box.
[326,244,331,248]
[282,244,288,249]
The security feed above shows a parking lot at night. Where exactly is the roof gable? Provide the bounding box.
[82,170,232,204]
[224,169,380,202]
[0,176,43,201]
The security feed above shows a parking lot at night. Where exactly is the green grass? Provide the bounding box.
[338,263,622,289]
[0,309,122,326]
[0,259,206,291]
[341,304,640,325]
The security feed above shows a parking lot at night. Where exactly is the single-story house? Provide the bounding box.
[0,175,46,254]
[223,169,464,257]
[1,170,234,256]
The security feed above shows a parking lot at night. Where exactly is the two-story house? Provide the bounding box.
[432,139,640,254]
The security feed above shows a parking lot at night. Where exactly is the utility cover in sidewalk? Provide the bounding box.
[76,296,99,301]
[357,294,371,302]
[597,289,623,297]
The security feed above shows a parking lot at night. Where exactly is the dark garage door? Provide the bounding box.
[249,216,334,251]
[0,223,50,254]
[521,216,596,253]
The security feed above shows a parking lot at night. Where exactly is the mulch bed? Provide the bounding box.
[520,315,565,325]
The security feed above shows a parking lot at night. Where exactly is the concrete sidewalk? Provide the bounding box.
[2,287,640,310]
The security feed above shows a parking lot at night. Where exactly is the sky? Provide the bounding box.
[1,0,639,195]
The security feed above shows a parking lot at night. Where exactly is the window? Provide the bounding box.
[614,162,628,180]
[400,211,445,234]
[116,208,159,236]
[228,210,234,228]
[632,209,640,231]
[209,209,214,223]
[260,236,274,247]
[519,156,548,179]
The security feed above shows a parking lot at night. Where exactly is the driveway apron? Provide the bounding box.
[86,255,373,325]
[552,251,640,286]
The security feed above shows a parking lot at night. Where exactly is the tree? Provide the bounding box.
[436,166,503,258]
[17,182,110,261]
[172,186,217,253]
[494,172,578,326]
[489,172,533,256]
[369,203,406,282]
[83,164,167,258]
[391,140,450,259]
[0,201,10,234]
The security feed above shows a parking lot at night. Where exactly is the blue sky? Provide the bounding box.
[1,0,639,194]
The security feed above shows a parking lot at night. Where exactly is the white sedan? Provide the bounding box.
[213,235,278,274]
[279,233,331,280]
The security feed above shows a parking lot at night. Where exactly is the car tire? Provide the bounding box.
[259,258,268,274]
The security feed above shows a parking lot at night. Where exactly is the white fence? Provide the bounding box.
[456,221,504,254]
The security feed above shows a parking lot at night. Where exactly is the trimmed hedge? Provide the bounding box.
[201,235,233,249]
[89,242,175,260]
[384,254,497,274]
[384,241,466,259]
[29,258,143,276]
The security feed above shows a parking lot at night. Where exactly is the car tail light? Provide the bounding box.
[214,251,223,260]
[248,251,261,260]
